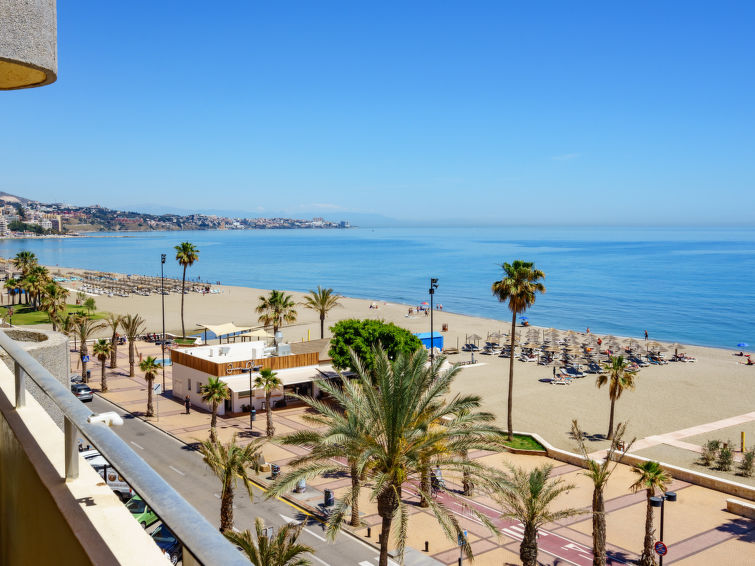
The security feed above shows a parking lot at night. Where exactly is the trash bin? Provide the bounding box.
[251,407,257,421]
[271,464,280,479]
[295,479,306,493]
[86,370,91,382]
[324,489,334,507]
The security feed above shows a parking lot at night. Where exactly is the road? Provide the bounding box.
[90,396,397,566]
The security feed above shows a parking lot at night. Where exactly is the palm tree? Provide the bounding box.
[201,376,230,442]
[302,286,342,339]
[269,347,505,566]
[40,282,69,330]
[491,260,545,440]
[199,434,265,533]
[59,312,82,350]
[631,461,671,566]
[121,314,146,377]
[12,251,37,278]
[4,278,18,305]
[495,464,580,566]
[572,420,634,566]
[104,313,123,368]
[139,355,160,417]
[256,290,297,344]
[175,241,199,338]
[76,318,106,381]
[93,339,113,392]
[83,297,97,316]
[254,368,282,437]
[597,356,637,440]
[225,518,313,566]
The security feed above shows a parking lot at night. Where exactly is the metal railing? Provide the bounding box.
[0,330,247,566]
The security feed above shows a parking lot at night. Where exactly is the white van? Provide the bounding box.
[83,451,134,501]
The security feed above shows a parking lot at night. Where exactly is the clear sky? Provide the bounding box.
[2,1,753,225]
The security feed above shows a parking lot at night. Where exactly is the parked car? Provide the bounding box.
[151,523,182,565]
[125,495,159,529]
[70,374,84,384]
[85,452,134,501]
[71,383,93,402]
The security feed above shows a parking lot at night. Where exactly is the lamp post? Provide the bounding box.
[245,367,256,433]
[429,278,439,365]
[161,254,166,391]
[650,490,677,565]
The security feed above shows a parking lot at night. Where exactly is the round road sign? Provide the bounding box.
[654,541,668,556]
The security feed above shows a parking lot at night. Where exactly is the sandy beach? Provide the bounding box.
[38,265,755,484]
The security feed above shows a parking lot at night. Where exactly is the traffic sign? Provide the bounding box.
[654,541,668,556]
[82,355,90,362]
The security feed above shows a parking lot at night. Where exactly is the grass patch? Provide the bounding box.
[0,304,106,325]
[174,337,197,345]
[503,434,546,452]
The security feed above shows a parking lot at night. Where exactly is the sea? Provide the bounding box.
[1,226,753,350]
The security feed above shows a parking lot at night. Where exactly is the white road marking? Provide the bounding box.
[304,528,326,542]
[130,441,144,450]
[280,513,299,524]
[168,465,185,476]
[360,562,373,566]
[307,554,330,566]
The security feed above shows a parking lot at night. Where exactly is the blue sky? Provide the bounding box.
[2,1,753,225]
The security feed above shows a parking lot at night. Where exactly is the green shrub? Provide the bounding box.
[717,442,733,472]
[701,439,721,466]
[328,319,422,372]
[739,447,755,478]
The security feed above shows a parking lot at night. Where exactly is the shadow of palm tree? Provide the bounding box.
[715,518,755,543]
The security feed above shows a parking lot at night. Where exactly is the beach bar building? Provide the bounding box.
[170,341,338,415]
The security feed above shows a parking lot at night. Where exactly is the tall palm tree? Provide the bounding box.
[4,278,18,305]
[630,461,671,566]
[572,420,634,566]
[597,356,637,440]
[491,260,546,440]
[175,241,199,338]
[104,313,123,368]
[121,314,146,377]
[92,339,113,392]
[199,434,265,533]
[495,464,579,566]
[76,318,106,381]
[254,368,282,437]
[225,518,313,566]
[12,250,37,278]
[302,286,342,339]
[41,282,69,330]
[201,376,230,442]
[59,312,82,350]
[256,290,297,345]
[139,355,160,417]
[269,347,505,566]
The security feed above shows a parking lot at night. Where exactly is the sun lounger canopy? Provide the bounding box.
[197,323,254,338]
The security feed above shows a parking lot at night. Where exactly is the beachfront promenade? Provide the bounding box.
[74,342,755,565]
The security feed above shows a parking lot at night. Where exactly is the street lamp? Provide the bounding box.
[161,254,166,391]
[650,491,677,565]
[429,278,439,366]
[245,367,256,432]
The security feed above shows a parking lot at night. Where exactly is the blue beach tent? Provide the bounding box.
[415,332,444,351]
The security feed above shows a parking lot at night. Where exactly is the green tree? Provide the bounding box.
[302,286,342,339]
[199,434,264,533]
[225,518,313,566]
[104,313,123,368]
[328,319,422,372]
[269,347,504,566]
[4,278,18,305]
[572,420,634,566]
[12,250,37,278]
[76,318,106,381]
[201,376,230,442]
[597,356,637,440]
[630,461,671,566]
[121,314,146,377]
[491,260,546,440]
[495,464,579,566]
[83,297,97,315]
[139,355,160,417]
[257,290,297,344]
[92,339,113,392]
[40,282,68,330]
[175,241,199,338]
[254,368,282,437]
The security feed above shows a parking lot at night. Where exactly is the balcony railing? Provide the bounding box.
[0,330,247,566]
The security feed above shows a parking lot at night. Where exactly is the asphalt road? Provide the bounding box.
[90,396,395,566]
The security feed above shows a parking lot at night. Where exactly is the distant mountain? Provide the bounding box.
[0,191,33,205]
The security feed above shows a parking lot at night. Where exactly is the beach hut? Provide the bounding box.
[415,332,444,352]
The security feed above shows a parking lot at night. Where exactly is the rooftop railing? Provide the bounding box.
[0,330,247,566]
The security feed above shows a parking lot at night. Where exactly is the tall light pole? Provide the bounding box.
[161,254,166,391]
[429,278,439,366]
[650,490,677,566]
[245,367,256,433]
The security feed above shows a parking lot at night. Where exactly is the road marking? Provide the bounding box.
[304,528,326,542]
[360,562,373,566]
[307,554,330,566]
[130,441,144,450]
[280,513,299,524]
[370,557,398,566]
[168,465,185,476]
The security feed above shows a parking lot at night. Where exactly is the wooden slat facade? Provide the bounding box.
[170,349,319,377]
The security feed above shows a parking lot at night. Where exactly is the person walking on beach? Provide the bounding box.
[644,329,648,340]
[184,394,191,414]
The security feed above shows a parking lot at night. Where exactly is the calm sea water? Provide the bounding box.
[1,227,753,349]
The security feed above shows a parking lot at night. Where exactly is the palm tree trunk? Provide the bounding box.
[462,450,473,496]
[520,522,539,566]
[111,332,118,368]
[81,343,88,381]
[350,460,360,527]
[592,486,606,566]
[639,492,657,566]
[376,489,398,566]
[320,314,325,339]
[607,397,616,440]
[180,264,187,338]
[419,465,430,508]
[507,310,517,441]
[146,378,154,417]
[129,342,135,377]
[101,358,108,392]
[210,402,218,442]
[219,477,234,533]
[266,391,274,437]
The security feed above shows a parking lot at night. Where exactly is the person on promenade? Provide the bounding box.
[184,394,191,414]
